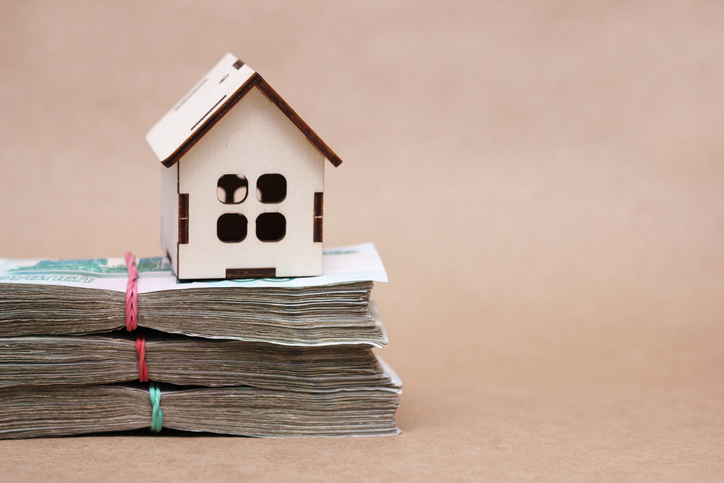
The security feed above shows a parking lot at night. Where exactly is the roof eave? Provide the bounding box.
[160,75,343,168]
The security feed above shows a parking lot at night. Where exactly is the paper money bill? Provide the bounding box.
[0,332,401,390]
[0,245,389,346]
[0,382,401,439]
[0,242,387,292]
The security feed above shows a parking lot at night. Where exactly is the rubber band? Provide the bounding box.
[135,330,149,382]
[124,252,138,332]
[149,382,163,432]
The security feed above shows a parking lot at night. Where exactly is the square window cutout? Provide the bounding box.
[218,175,248,204]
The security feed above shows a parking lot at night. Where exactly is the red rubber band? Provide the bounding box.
[125,252,138,332]
[135,329,149,382]
[126,253,148,381]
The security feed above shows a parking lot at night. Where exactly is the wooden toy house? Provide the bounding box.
[146,54,342,281]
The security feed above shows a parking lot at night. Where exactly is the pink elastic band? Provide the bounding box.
[125,252,147,382]
[136,330,149,382]
[125,252,138,332]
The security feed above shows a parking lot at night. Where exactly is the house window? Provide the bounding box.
[256,213,286,242]
[256,174,286,203]
[217,213,248,243]
[217,174,248,204]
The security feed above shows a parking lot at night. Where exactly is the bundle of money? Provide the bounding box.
[0,244,388,346]
[0,382,401,439]
[0,243,402,438]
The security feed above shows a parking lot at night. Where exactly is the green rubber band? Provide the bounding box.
[148,382,163,433]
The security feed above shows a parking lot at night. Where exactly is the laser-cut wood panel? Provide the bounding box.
[148,54,343,280]
[161,163,179,276]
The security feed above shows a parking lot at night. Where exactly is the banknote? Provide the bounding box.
[0,382,401,439]
[0,244,389,346]
[0,242,401,440]
[0,331,401,391]
[0,242,388,292]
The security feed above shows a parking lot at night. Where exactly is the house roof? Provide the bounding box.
[146,53,342,168]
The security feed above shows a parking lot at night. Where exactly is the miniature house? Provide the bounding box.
[146,53,342,281]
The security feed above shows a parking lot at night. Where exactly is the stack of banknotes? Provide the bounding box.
[0,243,401,438]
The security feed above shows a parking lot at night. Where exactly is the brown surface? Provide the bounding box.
[1,1,723,481]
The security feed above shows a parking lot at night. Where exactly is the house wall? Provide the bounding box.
[176,86,325,279]
[161,162,179,274]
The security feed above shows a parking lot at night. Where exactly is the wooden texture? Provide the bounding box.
[313,216,323,243]
[225,267,276,279]
[161,162,180,276]
[177,193,189,244]
[256,79,343,167]
[175,86,324,279]
[314,192,323,242]
[147,53,342,169]
[314,192,323,217]
[146,53,257,166]
[160,74,261,168]
[149,53,342,279]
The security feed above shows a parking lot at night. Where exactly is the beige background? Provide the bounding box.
[1,1,723,481]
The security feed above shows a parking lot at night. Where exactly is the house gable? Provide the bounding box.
[146,53,343,169]
[171,86,326,280]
